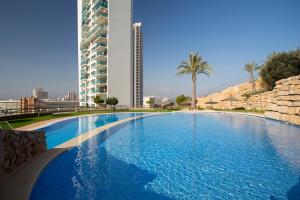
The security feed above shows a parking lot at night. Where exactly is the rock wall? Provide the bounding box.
[0,129,46,176]
[245,91,273,110]
[265,76,300,125]
[197,78,266,110]
[197,75,300,125]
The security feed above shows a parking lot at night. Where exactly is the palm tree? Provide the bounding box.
[243,61,260,93]
[177,52,213,109]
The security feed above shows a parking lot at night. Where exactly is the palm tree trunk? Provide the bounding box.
[192,75,196,109]
[251,73,256,93]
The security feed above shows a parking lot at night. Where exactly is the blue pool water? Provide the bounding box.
[39,113,144,149]
[31,113,300,200]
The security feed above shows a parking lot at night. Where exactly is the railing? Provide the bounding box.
[81,25,107,45]
[0,107,79,118]
[91,80,107,85]
[91,70,107,76]
[0,106,179,121]
[91,60,107,68]
[0,121,13,130]
[92,43,106,51]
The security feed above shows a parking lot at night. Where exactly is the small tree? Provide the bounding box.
[243,61,260,93]
[93,96,104,107]
[176,95,190,105]
[106,97,118,110]
[146,98,155,108]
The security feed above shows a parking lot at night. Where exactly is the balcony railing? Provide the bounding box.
[91,50,107,60]
[91,70,107,76]
[91,88,107,94]
[81,25,107,47]
[80,74,89,80]
[91,79,107,85]
[92,42,107,51]
[93,1,108,12]
[81,58,90,65]
[91,60,107,69]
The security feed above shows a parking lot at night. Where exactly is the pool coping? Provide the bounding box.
[0,112,162,200]
[15,111,156,131]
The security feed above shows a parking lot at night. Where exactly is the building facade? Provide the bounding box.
[133,22,143,108]
[64,91,77,101]
[77,0,133,107]
[32,88,48,99]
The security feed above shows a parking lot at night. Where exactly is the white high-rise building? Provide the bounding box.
[133,22,143,108]
[77,0,133,107]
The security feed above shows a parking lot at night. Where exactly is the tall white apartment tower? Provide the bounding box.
[77,0,133,107]
[133,22,143,108]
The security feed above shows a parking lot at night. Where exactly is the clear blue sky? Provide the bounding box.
[0,0,300,99]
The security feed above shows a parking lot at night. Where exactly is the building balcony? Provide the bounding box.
[93,34,107,44]
[80,74,89,80]
[91,61,107,69]
[82,23,90,32]
[93,1,108,12]
[81,58,90,65]
[92,42,107,52]
[91,87,107,94]
[93,9,108,25]
[91,79,107,86]
[91,70,107,77]
[81,25,107,48]
[91,51,107,61]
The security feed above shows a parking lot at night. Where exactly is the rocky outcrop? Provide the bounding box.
[197,78,266,110]
[0,129,46,176]
[197,75,300,125]
[265,76,300,125]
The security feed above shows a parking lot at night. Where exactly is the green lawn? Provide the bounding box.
[213,109,265,114]
[5,109,177,129]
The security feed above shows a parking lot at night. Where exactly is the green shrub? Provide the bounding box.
[260,49,300,90]
[233,107,245,110]
[176,95,190,105]
[106,97,119,110]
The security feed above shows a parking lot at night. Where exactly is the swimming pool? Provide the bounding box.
[39,112,144,149]
[31,112,300,199]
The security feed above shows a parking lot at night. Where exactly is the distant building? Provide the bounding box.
[32,88,48,99]
[64,91,77,101]
[162,97,172,103]
[143,96,154,108]
[0,99,20,110]
[21,97,39,110]
[133,22,143,108]
[39,99,79,109]
[143,96,173,108]
[20,97,79,110]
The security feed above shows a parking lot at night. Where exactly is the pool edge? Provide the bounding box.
[1,113,163,200]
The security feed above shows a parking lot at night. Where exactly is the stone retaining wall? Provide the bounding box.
[265,75,300,125]
[246,91,273,110]
[197,75,300,125]
[0,129,46,176]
